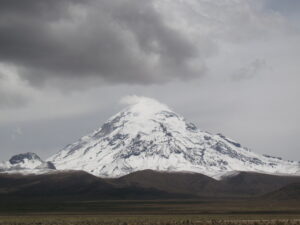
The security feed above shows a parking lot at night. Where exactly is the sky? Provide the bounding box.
[0,0,300,161]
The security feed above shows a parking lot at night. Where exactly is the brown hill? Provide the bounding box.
[110,170,300,197]
[110,170,218,196]
[219,172,300,197]
[0,171,191,199]
[0,170,300,199]
[263,182,300,200]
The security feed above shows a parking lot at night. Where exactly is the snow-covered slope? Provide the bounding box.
[48,96,300,179]
[0,152,56,174]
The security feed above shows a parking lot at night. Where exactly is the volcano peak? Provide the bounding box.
[47,96,300,179]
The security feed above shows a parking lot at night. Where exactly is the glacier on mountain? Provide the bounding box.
[47,96,300,179]
[0,152,56,174]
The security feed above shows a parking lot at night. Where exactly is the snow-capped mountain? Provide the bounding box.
[48,96,300,179]
[0,152,56,173]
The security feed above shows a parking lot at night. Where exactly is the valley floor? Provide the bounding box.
[0,199,300,225]
[0,214,300,225]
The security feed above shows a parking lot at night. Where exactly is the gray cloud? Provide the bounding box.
[263,0,300,32]
[231,59,266,81]
[1,0,300,162]
[0,0,203,87]
[0,72,29,109]
[0,89,28,109]
[264,0,300,16]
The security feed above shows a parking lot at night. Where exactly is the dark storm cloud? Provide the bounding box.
[0,0,202,87]
[1,0,300,162]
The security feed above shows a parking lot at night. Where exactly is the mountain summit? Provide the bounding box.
[0,152,55,173]
[48,96,300,179]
